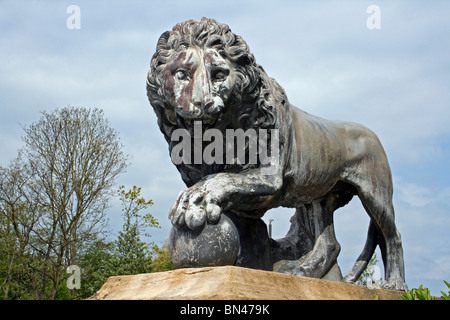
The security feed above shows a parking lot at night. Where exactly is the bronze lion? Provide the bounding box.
[146,17,407,290]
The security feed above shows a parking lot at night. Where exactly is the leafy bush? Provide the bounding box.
[401,285,435,300]
[401,280,450,300]
[440,280,450,300]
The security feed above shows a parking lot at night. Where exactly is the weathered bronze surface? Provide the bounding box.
[146,17,407,290]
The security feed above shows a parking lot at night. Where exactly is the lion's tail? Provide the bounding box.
[343,220,379,283]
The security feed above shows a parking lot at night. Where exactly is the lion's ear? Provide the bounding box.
[156,31,171,50]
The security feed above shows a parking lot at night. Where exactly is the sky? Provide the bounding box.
[0,0,449,296]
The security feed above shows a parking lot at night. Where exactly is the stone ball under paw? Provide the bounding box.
[169,214,240,268]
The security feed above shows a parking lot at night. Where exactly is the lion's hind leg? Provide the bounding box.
[274,192,350,279]
[344,163,407,291]
[357,189,407,290]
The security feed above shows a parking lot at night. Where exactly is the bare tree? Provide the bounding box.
[0,106,128,299]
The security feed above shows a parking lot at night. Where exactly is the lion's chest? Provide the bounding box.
[279,172,339,207]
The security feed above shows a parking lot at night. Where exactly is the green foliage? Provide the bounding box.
[112,186,157,275]
[76,239,116,299]
[0,106,128,300]
[401,281,450,300]
[117,185,159,235]
[401,285,436,300]
[440,280,450,300]
[356,252,382,287]
[150,244,176,273]
[1,182,176,300]
[0,107,175,300]
[72,186,174,299]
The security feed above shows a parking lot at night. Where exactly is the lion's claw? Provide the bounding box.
[169,182,224,231]
[184,202,206,230]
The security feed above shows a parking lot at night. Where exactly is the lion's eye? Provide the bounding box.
[212,68,229,81]
[175,69,189,80]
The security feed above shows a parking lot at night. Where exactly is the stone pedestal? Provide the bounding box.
[89,266,403,300]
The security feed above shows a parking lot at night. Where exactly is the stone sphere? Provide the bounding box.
[169,214,240,268]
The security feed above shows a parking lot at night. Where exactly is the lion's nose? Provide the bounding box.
[191,103,203,117]
[188,99,214,118]
[193,99,214,109]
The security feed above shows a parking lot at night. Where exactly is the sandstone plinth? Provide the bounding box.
[89,266,403,300]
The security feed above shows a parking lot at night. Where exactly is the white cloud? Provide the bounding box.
[395,178,450,208]
[397,182,435,208]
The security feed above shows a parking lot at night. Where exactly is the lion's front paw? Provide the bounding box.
[169,183,223,231]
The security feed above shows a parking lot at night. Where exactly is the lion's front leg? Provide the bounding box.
[169,171,283,231]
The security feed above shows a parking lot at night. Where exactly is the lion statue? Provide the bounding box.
[146,17,407,290]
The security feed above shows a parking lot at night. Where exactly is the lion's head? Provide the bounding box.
[146,18,287,185]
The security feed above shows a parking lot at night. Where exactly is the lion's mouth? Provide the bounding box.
[176,115,220,133]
